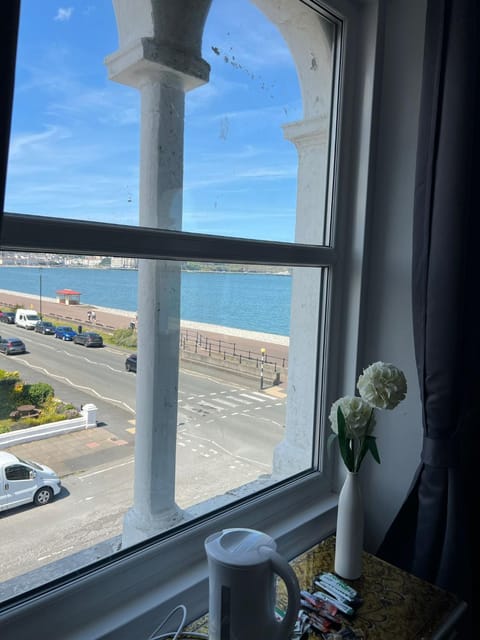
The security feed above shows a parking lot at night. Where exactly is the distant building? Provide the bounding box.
[110,256,138,269]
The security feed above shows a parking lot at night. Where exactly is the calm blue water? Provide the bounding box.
[0,267,291,336]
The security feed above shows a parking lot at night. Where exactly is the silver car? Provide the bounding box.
[0,337,27,355]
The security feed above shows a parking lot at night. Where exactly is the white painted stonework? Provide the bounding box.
[105,0,334,547]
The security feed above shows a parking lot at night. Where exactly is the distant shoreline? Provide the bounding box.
[0,265,292,276]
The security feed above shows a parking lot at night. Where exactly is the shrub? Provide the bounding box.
[111,327,137,348]
[0,370,21,417]
[24,382,54,406]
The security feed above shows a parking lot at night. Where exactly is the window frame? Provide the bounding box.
[0,0,380,636]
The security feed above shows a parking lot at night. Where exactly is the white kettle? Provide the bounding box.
[204,528,300,640]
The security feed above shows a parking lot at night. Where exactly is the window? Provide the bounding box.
[5,465,30,481]
[0,0,378,636]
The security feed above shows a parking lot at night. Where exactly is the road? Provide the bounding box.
[0,327,287,595]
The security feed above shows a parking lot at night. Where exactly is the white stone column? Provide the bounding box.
[273,116,330,478]
[105,18,210,546]
[124,80,186,545]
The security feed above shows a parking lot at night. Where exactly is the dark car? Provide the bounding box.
[0,311,15,324]
[35,320,56,335]
[54,326,77,341]
[0,337,26,355]
[73,332,103,347]
[125,353,137,372]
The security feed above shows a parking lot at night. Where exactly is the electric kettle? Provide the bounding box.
[204,527,300,640]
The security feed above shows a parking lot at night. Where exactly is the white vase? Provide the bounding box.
[334,470,363,580]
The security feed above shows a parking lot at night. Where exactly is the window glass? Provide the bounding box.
[5,465,30,481]
[0,0,341,613]
[6,0,337,245]
[0,253,326,595]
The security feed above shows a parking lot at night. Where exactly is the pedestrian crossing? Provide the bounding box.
[126,386,285,432]
[177,387,284,421]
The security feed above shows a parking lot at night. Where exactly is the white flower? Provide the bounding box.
[357,361,407,410]
[329,396,374,438]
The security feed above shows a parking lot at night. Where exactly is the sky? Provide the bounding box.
[5,1,303,242]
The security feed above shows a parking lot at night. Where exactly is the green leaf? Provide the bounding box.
[367,436,381,464]
[337,407,354,471]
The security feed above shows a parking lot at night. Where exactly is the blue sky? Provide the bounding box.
[6,1,302,242]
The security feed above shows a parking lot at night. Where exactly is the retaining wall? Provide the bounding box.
[0,404,98,448]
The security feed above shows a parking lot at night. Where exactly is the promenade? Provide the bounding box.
[0,288,289,367]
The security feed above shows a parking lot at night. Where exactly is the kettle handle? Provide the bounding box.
[266,548,300,639]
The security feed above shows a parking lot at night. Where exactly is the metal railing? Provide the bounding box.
[180,329,288,372]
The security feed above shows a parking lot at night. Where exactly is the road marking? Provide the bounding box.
[12,359,136,414]
[38,545,75,562]
[250,391,269,400]
[240,393,266,402]
[181,429,270,469]
[78,457,134,479]
[227,395,251,405]
[209,397,238,408]
[199,400,224,411]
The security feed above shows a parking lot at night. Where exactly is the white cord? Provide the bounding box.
[148,603,209,640]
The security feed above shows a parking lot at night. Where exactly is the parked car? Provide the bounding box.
[73,331,103,347]
[0,337,26,355]
[0,451,61,512]
[0,311,15,324]
[125,353,137,372]
[54,326,77,341]
[35,320,56,335]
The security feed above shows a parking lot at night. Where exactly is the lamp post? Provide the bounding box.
[39,267,43,318]
[260,347,266,390]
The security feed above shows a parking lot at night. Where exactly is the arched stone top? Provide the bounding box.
[108,1,336,113]
[251,0,336,120]
[112,0,212,58]
[108,0,212,90]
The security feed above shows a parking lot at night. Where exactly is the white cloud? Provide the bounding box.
[54,7,74,22]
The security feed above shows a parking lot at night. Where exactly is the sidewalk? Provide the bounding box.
[6,425,135,478]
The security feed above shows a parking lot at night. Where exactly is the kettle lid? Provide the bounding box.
[204,528,276,566]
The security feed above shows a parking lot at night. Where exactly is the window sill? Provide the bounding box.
[0,475,338,639]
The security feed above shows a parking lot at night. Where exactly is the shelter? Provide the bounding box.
[56,289,81,305]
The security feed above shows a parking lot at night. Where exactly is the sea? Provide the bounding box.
[0,267,291,337]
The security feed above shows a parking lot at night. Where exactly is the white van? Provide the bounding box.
[15,308,40,329]
[0,451,61,512]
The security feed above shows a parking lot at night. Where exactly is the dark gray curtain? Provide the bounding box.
[0,1,20,217]
[377,0,480,626]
